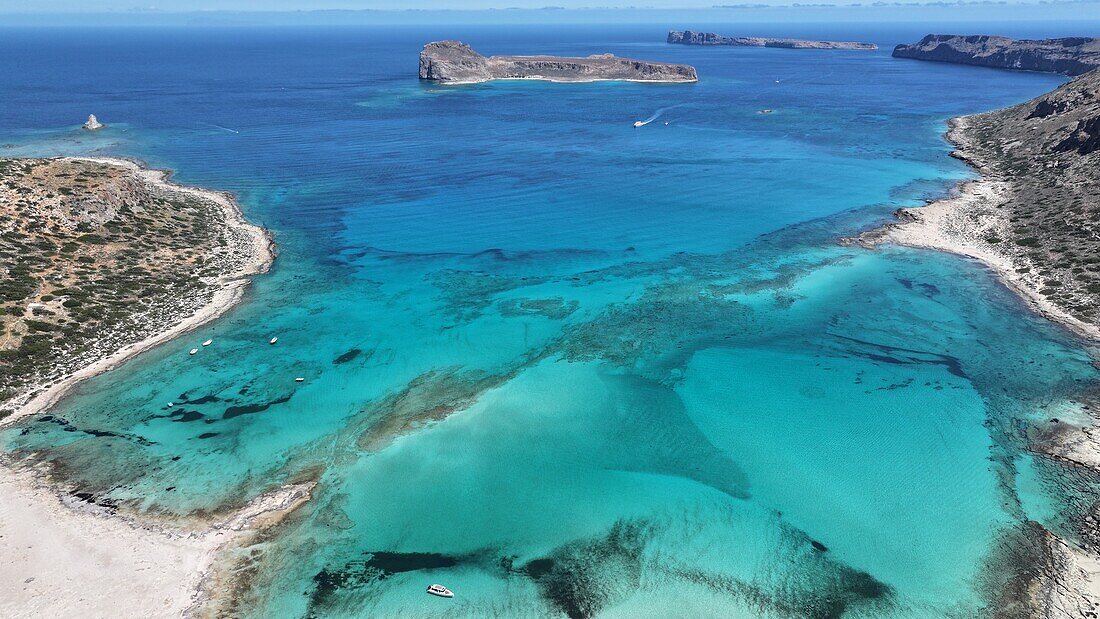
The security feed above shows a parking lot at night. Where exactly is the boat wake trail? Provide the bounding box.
[203,123,241,134]
[633,103,689,128]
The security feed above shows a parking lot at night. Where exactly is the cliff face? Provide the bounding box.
[892,34,1100,76]
[418,41,493,83]
[419,40,698,84]
[667,30,877,50]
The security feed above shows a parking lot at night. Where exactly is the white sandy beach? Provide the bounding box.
[7,156,276,426]
[872,118,1100,343]
[0,156,279,618]
[0,467,214,618]
[869,117,1100,615]
[0,467,313,619]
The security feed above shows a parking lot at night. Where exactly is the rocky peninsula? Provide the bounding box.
[0,157,273,421]
[0,155,306,617]
[893,35,1100,75]
[667,30,877,50]
[419,40,698,84]
[859,68,1100,615]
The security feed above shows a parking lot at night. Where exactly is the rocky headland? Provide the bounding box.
[419,40,698,84]
[859,67,1100,616]
[667,30,877,50]
[865,68,1100,338]
[892,34,1100,75]
[0,157,273,420]
[0,156,291,616]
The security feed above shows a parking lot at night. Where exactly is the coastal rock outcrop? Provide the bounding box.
[892,35,1100,75]
[81,114,104,131]
[881,67,1100,332]
[0,157,272,420]
[419,40,697,84]
[667,30,877,50]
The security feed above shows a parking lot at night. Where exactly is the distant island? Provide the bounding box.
[667,30,877,50]
[892,34,1100,75]
[418,40,698,84]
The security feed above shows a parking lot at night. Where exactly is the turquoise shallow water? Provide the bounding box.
[2,22,1098,617]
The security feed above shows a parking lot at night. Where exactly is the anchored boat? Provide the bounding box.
[426,584,453,598]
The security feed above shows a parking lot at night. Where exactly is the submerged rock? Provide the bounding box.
[82,114,105,131]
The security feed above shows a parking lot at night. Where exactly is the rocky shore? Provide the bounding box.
[0,156,282,616]
[858,67,1100,615]
[893,34,1100,76]
[0,156,274,422]
[668,30,877,50]
[419,40,698,84]
[861,68,1100,338]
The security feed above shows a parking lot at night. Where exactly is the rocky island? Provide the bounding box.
[419,40,698,84]
[892,35,1100,75]
[667,30,877,50]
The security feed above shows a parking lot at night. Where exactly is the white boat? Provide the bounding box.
[189,348,199,355]
[167,402,174,408]
[633,120,644,128]
[202,339,213,347]
[269,337,278,345]
[426,584,453,598]
[295,377,304,383]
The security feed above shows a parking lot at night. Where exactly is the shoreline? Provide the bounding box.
[3,156,276,426]
[436,75,699,85]
[0,155,280,617]
[0,463,314,618]
[858,117,1100,343]
[859,109,1100,614]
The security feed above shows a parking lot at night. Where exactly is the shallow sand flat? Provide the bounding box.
[0,468,216,618]
[0,466,314,618]
[867,115,1100,614]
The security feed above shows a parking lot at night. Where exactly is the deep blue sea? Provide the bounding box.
[2,21,1098,617]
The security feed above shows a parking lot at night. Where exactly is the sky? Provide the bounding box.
[1,0,1094,9]
[3,0,1100,27]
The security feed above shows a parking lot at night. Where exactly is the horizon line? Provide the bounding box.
[5,0,1100,15]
